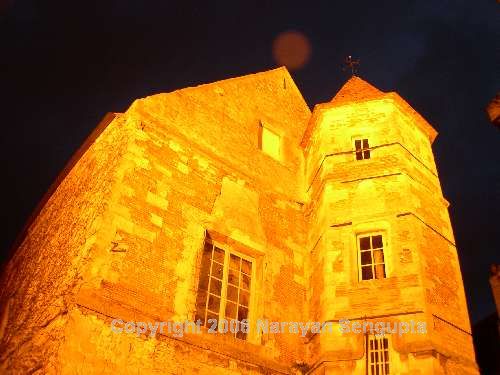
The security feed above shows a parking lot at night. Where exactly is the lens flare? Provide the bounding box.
[272,30,311,71]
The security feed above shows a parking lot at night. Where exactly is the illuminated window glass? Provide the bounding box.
[259,124,281,160]
[195,239,253,340]
[354,138,370,160]
[358,234,386,281]
[367,334,390,375]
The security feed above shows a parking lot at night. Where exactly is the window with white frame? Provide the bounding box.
[195,238,253,340]
[354,138,371,160]
[367,334,390,375]
[358,234,386,280]
[259,123,281,160]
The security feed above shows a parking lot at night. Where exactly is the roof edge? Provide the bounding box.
[301,93,438,147]
[143,67,311,115]
[3,112,121,265]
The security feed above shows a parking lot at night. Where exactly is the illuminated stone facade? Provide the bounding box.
[0,68,478,374]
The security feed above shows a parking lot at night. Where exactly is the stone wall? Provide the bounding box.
[0,70,479,374]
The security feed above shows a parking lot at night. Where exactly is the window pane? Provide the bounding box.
[355,139,362,150]
[195,290,207,310]
[239,289,250,307]
[213,247,225,263]
[373,249,384,263]
[203,241,213,253]
[198,271,209,291]
[238,306,248,321]
[362,139,369,149]
[228,268,239,286]
[261,127,281,159]
[225,301,237,320]
[363,150,371,159]
[198,247,212,291]
[372,235,383,248]
[361,251,372,265]
[375,264,386,279]
[241,259,252,275]
[206,311,218,329]
[241,273,251,290]
[207,294,221,312]
[209,278,222,296]
[230,254,241,270]
[211,261,223,279]
[194,311,205,325]
[356,151,363,160]
[227,285,238,302]
[360,236,371,250]
[362,266,373,280]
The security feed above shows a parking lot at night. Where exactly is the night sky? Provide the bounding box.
[0,1,498,323]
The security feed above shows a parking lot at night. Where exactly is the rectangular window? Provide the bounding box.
[355,138,370,160]
[195,239,253,340]
[367,335,390,375]
[259,123,281,160]
[358,234,386,280]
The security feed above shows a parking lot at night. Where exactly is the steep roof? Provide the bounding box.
[137,67,311,144]
[329,76,385,106]
[301,75,437,146]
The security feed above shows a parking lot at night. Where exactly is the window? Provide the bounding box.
[367,334,390,375]
[355,138,370,160]
[259,123,281,160]
[195,239,253,340]
[358,234,386,280]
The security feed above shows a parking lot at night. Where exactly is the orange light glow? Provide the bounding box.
[272,30,311,70]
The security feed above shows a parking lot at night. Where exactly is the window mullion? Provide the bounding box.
[220,250,230,325]
[204,244,215,324]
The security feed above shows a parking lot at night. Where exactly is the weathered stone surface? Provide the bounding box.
[0,69,478,374]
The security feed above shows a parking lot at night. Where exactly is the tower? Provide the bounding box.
[302,76,478,374]
[0,69,478,374]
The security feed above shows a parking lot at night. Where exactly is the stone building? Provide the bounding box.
[0,68,479,374]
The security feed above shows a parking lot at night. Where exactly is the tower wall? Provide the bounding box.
[304,94,477,374]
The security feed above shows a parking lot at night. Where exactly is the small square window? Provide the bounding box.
[354,138,370,160]
[358,234,387,281]
[259,124,281,160]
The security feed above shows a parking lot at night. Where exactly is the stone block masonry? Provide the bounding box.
[0,68,479,374]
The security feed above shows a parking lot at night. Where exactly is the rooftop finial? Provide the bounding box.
[342,55,360,76]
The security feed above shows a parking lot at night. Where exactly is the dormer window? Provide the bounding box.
[354,138,370,160]
[259,123,281,160]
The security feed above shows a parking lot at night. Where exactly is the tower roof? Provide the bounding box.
[329,76,385,106]
[300,75,438,147]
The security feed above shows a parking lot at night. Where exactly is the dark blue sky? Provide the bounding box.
[0,0,498,323]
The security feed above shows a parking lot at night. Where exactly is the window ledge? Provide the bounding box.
[169,328,288,372]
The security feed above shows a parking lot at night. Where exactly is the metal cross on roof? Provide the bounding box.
[342,55,360,76]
